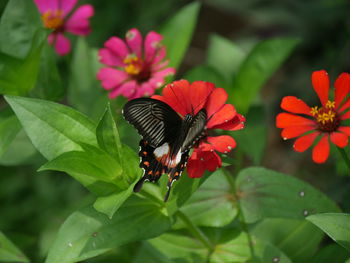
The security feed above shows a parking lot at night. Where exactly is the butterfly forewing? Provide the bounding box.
[123,98,183,147]
[181,109,207,152]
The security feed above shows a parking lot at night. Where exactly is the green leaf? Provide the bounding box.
[68,38,107,119]
[183,65,228,89]
[0,231,29,263]
[39,144,125,188]
[233,105,267,165]
[236,167,340,223]
[307,213,350,252]
[96,104,122,160]
[308,244,350,263]
[46,196,171,263]
[30,43,63,101]
[206,34,246,80]
[230,37,300,113]
[0,107,21,157]
[0,31,45,96]
[0,0,41,57]
[5,95,97,160]
[210,232,292,263]
[133,242,172,263]
[159,2,200,69]
[173,169,237,228]
[251,218,324,262]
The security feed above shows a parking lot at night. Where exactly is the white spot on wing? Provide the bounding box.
[154,143,170,158]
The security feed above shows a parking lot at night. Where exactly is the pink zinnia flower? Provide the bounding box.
[97,28,176,99]
[34,0,94,56]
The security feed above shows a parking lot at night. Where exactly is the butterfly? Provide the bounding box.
[123,98,207,201]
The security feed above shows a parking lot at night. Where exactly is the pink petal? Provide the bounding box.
[109,81,138,99]
[65,4,94,35]
[280,96,312,116]
[207,135,236,153]
[126,28,142,57]
[144,31,163,63]
[311,70,329,107]
[134,82,155,98]
[34,0,58,13]
[152,67,176,79]
[205,88,228,119]
[60,0,78,16]
[293,131,320,152]
[152,47,166,65]
[53,32,71,56]
[99,37,129,67]
[312,134,330,163]
[335,73,350,109]
[96,68,129,90]
[330,132,348,148]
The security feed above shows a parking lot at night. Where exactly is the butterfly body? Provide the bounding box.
[123,98,207,201]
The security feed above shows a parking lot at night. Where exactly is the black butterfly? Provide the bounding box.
[123,98,207,201]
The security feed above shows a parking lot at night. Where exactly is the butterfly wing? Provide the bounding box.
[123,98,183,148]
[181,108,207,152]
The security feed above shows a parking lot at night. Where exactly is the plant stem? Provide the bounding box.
[337,147,350,173]
[222,168,255,258]
[176,210,214,253]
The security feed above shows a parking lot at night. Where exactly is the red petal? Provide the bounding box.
[187,158,205,178]
[207,135,236,153]
[338,97,350,113]
[152,80,191,116]
[280,96,312,116]
[213,114,245,131]
[340,110,350,120]
[312,134,330,163]
[330,132,348,148]
[276,113,315,128]
[281,125,314,139]
[205,88,228,118]
[335,73,350,109]
[207,104,236,129]
[187,149,221,178]
[293,131,320,152]
[189,81,215,115]
[338,126,350,136]
[312,70,329,107]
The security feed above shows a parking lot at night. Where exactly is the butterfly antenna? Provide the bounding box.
[169,85,187,116]
[192,89,214,115]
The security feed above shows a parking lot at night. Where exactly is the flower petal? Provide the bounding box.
[338,126,350,136]
[340,110,350,120]
[152,80,192,116]
[281,125,314,139]
[187,149,221,178]
[330,132,348,148]
[205,88,228,118]
[276,113,315,128]
[335,73,350,109]
[312,70,329,107]
[144,31,163,63]
[61,0,78,16]
[109,80,138,99]
[96,68,129,90]
[280,96,312,116]
[53,33,71,56]
[212,114,245,131]
[126,28,142,57]
[34,0,58,13]
[99,37,129,67]
[65,4,94,35]
[190,81,215,115]
[312,134,330,163]
[134,82,155,98]
[293,131,320,152]
[207,104,236,129]
[207,135,236,153]
[338,97,350,113]
[152,47,166,65]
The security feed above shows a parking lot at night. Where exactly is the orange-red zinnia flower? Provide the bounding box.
[276,70,350,163]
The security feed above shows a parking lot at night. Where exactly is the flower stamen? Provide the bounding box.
[124,55,143,75]
[42,10,64,30]
[311,100,340,132]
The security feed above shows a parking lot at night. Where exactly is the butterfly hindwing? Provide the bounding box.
[123,98,183,147]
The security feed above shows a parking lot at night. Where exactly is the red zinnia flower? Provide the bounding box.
[152,80,245,178]
[276,70,350,163]
[34,0,94,56]
[97,28,175,99]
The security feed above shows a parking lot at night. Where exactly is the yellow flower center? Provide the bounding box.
[123,55,143,75]
[310,100,340,132]
[42,10,64,30]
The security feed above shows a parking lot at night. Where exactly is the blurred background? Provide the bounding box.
[1,0,350,261]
